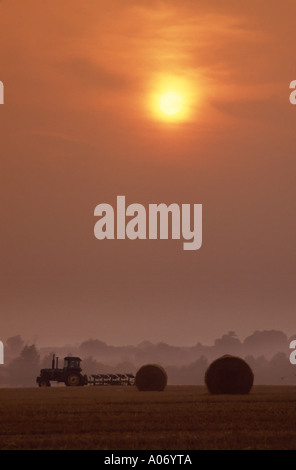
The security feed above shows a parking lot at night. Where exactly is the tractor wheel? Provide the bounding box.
[39,379,50,387]
[65,373,81,387]
[79,374,88,386]
[82,374,88,386]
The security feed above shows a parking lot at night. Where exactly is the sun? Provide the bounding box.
[149,75,197,123]
[159,91,183,115]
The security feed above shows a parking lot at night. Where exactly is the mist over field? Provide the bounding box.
[1,329,295,387]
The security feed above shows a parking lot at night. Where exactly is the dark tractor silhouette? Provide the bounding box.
[36,354,88,387]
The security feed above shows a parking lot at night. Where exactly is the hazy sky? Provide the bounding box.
[1,0,295,347]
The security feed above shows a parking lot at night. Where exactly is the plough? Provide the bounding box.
[87,373,135,386]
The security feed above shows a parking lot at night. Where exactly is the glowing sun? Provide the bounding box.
[159,91,183,115]
[149,75,198,123]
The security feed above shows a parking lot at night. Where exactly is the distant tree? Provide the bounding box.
[268,352,293,384]
[79,339,108,356]
[214,331,242,357]
[166,356,208,385]
[115,361,136,375]
[137,341,154,349]
[243,330,288,359]
[0,366,10,386]
[21,345,39,362]
[6,335,24,358]
[8,345,40,386]
[245,355,269,384]
[245,352,296,385]
[81,356,100,375]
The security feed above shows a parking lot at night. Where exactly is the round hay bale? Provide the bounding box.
[205,355,254,394]
[135,364,167,391]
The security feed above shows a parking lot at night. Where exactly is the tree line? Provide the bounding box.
[0,330,295,386]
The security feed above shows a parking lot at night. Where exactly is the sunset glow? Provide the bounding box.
[149,75,197,123]
[1,0,295,356]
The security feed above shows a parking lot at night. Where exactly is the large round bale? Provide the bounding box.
[205,355,254,394]
[135,364,167,391]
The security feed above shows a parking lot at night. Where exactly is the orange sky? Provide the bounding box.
[0,0,296,347]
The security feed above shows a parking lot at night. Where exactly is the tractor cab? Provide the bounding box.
[63,356,82,371]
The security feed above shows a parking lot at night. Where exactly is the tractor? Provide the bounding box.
[36,354,88,387]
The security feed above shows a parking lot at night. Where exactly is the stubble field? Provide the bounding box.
[0,385,296,450]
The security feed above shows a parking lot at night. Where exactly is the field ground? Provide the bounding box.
[0,385,296,450]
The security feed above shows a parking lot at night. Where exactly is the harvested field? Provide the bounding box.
[0,386,296,450]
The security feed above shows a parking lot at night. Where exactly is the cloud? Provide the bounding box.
[60,58,130,90]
